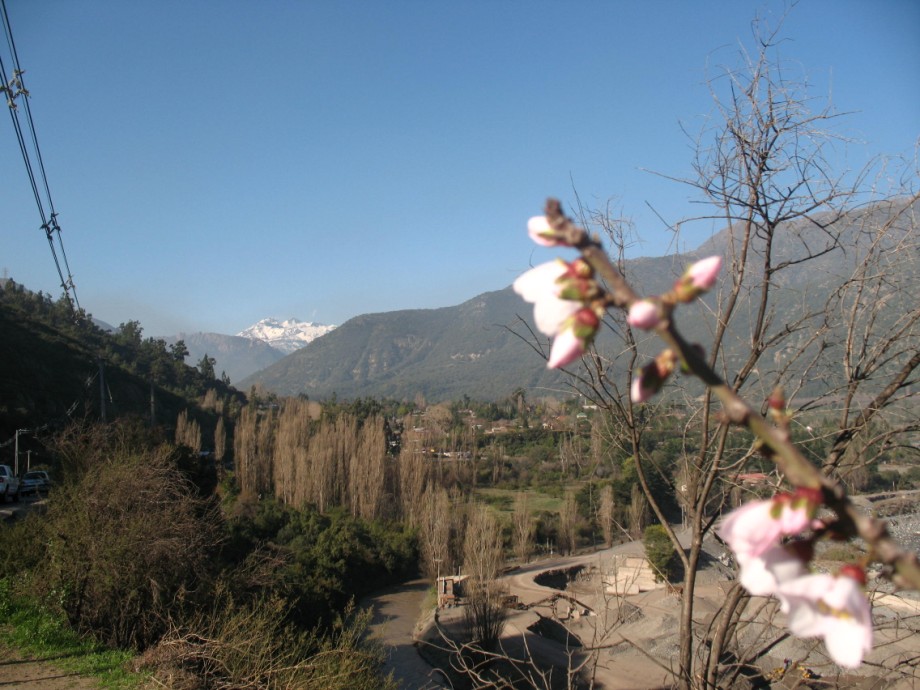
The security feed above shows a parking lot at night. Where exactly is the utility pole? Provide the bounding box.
[149,379,156,427]
[98,357,106,422]
[14,428,29,476]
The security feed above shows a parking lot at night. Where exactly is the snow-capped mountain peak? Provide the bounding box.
[237,317,336,355]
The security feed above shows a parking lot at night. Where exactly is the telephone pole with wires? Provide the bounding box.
[1,0,81,315]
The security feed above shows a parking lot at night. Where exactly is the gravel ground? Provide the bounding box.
[885,512,920,553]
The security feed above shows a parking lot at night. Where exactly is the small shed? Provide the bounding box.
[436,574,468,608]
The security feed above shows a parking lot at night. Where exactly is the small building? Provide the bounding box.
[436,574,468,608]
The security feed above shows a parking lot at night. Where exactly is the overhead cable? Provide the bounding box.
[1,0,80,312]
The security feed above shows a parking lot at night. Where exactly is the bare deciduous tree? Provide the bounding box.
[514,18,919,689]
[598,484,615,547]
[558,488,579,555]
[175,409,202,453]
[462,504,507,651]
[512,491,536,563]
[419,485,451,580]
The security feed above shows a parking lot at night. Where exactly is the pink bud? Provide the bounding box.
[547,309,599,369]
[527,216,568,247]
[630,374,655,403]
[687,256,722,291]
[627,299,660,330]
[547,328,585,368]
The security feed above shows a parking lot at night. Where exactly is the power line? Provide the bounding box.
[1,0,80,313]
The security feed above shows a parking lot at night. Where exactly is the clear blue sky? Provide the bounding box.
[3,1,918,337]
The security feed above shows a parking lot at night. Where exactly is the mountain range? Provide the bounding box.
[235,196,917,402]
[141,197,917,402]
[161,318,336,384]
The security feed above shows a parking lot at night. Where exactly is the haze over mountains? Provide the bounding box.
[151,196,917,403]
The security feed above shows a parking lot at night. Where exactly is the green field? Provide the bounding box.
[473,487,565,515]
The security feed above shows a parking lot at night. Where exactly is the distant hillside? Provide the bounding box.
[240,288,570,401]
[241,197,918,403]
[162,332,285,384]
[0,281,243,448]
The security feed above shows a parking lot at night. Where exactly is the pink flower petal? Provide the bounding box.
[717,500,781,559]
[533,297,580,338]
[717,496,813,561]
[527,216,563,246]
[737,545,807,597]
[514,261,580,337]
[630,372,654,403]
[778,574,873,668]
[547,328,585,368]
[513,261,566,303]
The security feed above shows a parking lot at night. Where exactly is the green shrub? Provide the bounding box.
[643,524,677,583]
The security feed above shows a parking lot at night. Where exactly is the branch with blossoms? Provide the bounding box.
[514,198,920,669]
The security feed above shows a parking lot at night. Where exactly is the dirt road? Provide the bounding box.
[363,578,448,690]
[0,647,98,689]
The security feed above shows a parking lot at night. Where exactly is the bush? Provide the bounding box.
[222,500,418,630]
[643,524,677,583]
[139,594,397,690]
[29,444,220,649]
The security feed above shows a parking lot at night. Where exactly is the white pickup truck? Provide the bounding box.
[0,465,20,502]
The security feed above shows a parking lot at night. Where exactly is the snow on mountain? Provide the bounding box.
[237,317,336,355]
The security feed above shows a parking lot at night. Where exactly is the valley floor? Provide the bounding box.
[367,526,920,689]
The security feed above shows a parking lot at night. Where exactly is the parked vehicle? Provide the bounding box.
[0,465,20,502]
[21,470,51,495]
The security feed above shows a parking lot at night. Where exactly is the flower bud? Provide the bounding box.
[673,255,723,303]
[688,256,722,291]
[527,215,570,247]
[546,308,600,369]
[767,386,786,411]
[630,349,677,403]
[627,299,661,330]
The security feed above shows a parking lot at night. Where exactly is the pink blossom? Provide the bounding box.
[777,572,873,668]
[527,216,567,247]
[687,256,723,291]
[716,493,816,561]
[736,544,807,596]
[546,308,599,369]
[547,328,584,368]
[513,260,580,337]
[627,299,661,330]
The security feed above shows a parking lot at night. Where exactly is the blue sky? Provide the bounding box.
[3,1,918,337]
